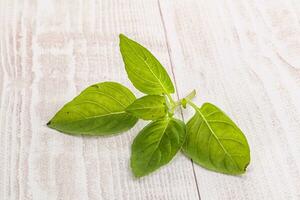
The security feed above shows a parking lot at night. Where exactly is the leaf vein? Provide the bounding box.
[195,110,243,171]
[124,39,170,94]
[82,91,127,108]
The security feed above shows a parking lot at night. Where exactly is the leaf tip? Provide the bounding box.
[131,167,148,178]
[46,120,52,127]
[243,162,250,172]
[132,172,143,178]
[130,164,142,178]
[119,33,127,41]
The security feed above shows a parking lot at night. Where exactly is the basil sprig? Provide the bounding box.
[48,34,250,177]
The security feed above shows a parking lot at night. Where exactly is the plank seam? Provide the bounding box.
[157,1,201,199]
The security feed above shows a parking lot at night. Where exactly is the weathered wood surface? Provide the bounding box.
[1,0,300,199]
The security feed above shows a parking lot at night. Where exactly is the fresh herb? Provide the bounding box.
[48,34,250,177]
[182,102,250,175]
[47,82,138,135]
[119,34,175,95]
[131,118,186,177]
[126,95,167,120]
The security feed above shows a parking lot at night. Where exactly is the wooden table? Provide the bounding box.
[1,0,300,199]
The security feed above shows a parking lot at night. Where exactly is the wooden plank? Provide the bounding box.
[0,0,199,199]
[159,0,300,199]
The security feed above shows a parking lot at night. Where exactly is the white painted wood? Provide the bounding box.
[160,0,300,199]
[2,0,300,199]
[0,0,199,199]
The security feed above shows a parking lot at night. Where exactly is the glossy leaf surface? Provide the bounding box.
[47,82,138,135]
[119,34,175,95]
[183,102,250,175]
[126,95,167,120]
[131,117,186,177]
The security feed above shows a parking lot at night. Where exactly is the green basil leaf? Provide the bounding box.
[47,82,138,136]
[183,102,250,175]
[131,117,186,177]
[126,95,167,120]
[119,34,175,95]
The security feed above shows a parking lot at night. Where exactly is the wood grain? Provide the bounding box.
[1,0,300,199]
[0,0,198,199]
[160,0,300,199]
